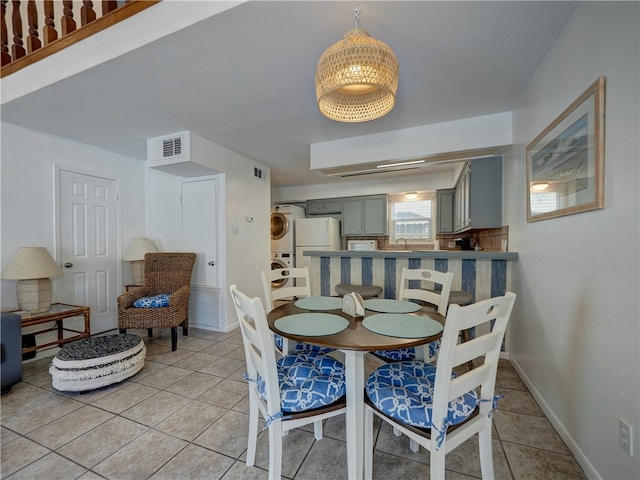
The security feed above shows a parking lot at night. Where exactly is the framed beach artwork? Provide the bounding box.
[526,77,605,222]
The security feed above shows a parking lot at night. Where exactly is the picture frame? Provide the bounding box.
[526,76,605,222]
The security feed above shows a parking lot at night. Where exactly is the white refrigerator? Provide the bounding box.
[294,217,341,270]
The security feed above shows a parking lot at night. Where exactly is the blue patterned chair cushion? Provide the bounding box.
[366,361,478,429]
[273,334,334,355]
[256,352,345,412]
[373,339,440,362]
[133,294,170,308]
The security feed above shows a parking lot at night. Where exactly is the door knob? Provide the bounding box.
[208,261,215,266]
[64,262,73,268]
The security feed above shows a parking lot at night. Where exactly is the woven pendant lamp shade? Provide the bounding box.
[315,28,399,123]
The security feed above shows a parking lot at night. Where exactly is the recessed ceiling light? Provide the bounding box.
[376,160,425,169]
[531,182,550,191]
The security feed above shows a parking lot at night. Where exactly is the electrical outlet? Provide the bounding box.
[619,418,634,456]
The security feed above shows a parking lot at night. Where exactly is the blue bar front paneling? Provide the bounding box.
[491,259,507,297]
[492,259,507,350]
[408,258,422,270]
[340,257,351,285]
[433,258,448,292]
[384,257,397,298]
[361,257,373,285]
[320,257,331,296]
[461,259,476,298]
[407,257,421,290]
[434,258,448,273]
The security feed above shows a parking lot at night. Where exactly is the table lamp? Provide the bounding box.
[123,238,159,284]
[2,247,64,313]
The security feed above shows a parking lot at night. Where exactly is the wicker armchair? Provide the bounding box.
[118,252,196,351]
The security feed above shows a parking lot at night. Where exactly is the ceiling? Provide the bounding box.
[1,1,578,188]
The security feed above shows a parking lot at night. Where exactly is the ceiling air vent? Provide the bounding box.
[147,131,221,177]
[162,137,183,158]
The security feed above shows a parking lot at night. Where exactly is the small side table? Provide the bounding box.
[14,303,91,358]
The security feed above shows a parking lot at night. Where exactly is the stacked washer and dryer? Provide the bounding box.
[270,205,306,289]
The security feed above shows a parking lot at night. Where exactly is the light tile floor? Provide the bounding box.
[1,327,586,479]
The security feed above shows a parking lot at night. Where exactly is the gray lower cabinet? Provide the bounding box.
[453,156,502,232]
[342,195,387,235]
[437,189,455,233]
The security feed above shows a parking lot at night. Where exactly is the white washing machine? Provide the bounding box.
[271,204,305,254]
[270,252,295,290]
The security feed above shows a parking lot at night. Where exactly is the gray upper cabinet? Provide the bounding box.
[342,195,388,236]
[437,189,455,233]
[306,199,342,215]
[453,156,502,232]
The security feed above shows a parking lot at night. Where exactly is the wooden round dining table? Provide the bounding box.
[267,298,444,480]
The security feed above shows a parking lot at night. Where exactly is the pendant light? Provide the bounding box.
[315,9,399,123]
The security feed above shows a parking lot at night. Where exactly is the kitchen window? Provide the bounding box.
[388,192,436,244]
[530,191,560,215]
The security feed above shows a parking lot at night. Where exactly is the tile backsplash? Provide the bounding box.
[437,225,509,251]
[347,225,509,252]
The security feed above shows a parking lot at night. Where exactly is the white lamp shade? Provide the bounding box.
[123,238,159,261]
[2,247,63,280]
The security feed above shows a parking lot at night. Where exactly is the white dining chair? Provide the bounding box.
[364,292,516,480]
[229,285,347,480]
[261,267,333,355]
[373,267,454,363]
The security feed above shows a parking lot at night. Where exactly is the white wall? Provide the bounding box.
[504,3,639,479]
[0,122,146,331]
[145,136,271,332]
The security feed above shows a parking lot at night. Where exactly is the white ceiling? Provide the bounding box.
[1,1,578,188]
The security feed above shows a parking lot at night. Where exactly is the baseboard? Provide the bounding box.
[509,356,601,480]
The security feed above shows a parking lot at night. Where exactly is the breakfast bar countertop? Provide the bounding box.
[302,249,518,260]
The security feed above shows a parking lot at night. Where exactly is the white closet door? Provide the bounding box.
[181,177,218,287]
[58,169,119,333]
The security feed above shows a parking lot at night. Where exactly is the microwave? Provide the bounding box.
[347,240,378,251]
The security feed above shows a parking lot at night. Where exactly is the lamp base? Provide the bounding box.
[17,278,53,313]
[131,260,145,285]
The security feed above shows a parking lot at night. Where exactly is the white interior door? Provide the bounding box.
[58,169,119,333]
[181,177,218,286]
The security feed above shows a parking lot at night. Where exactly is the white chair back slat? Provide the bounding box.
[261,267,311,312]
[452,331,503,368]
[447,363,492,401]
[398,268,454,315]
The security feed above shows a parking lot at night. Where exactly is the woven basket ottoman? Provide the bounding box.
[50,333,146,392]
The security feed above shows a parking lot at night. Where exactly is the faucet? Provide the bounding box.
[395,238,409,250]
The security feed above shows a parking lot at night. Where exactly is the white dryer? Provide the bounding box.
[271,204,305,254]
[270,252,295,289]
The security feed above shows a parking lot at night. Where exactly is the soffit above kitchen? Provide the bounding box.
[0,1,578,188]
